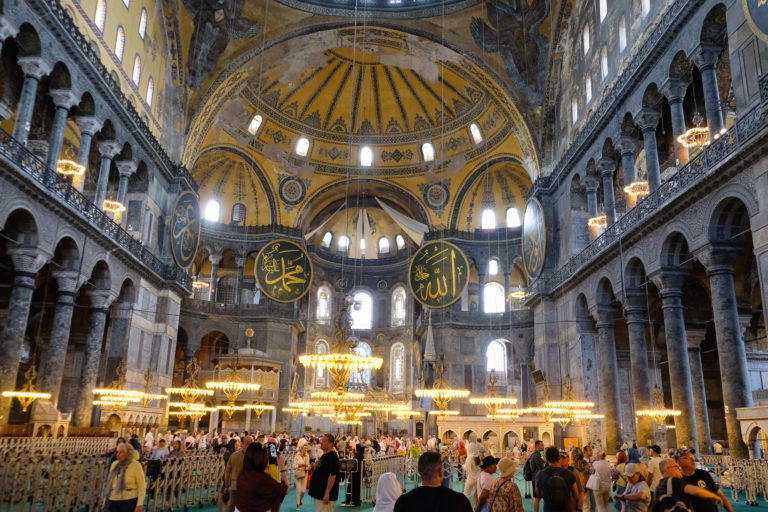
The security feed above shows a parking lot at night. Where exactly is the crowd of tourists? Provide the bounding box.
[99,429,734,512]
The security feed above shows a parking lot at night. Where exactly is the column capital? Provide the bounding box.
[98,140,122,159]
[691,43,722,71]
[661,78,691,103]
[597,157,616,176]
[51,269,80,295]
[209,253,223,266]
[115,159,138,177]
[74,116,104,136]
[49,89,79,110]
[0,16,19,41]
[685,327,707,349]
[17,56,51,79]
[87,289,115,311]
[7,246,47,275]
[594,304,617,326]
[235,256,247,268]
[695,243,741,270]
[650,268,687,291]
[623,289,648,322]
[577,314,596,333]
[636,109,661,132]
[583,176,599,191]
[615,135,638,156]
[738,311,752,336]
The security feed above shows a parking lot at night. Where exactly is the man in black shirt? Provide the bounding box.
[652,459,722,511]
[534,446,579,512]
[677,450,733,512]
[394,451,472,512]
[308,433,340,512]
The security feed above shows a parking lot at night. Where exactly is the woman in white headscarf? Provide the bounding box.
[103,443,146,512]
[373,472,402,512]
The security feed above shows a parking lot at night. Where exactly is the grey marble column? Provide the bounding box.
[662,79,690,165]
[686,328,711,454]
[595,306,622,453]
[655,270,699,451]
[585,178,599,218]
[101,302,133,387]
[520,360,531,408]
[616,136,638,186]
[115,160,137,206]
[73,116,103,192]
[208,253,222,302]
[0,16,19,56]
[478,270,487,313]
[94,141,121,209]
[45,89,79,170]
[693,45,725,137]
[234,256,246,306]
[637,109,662,192]
[38,269,80,406]
[12,57,51,145]
[598,157,617,225]
[73,290,114,426]
[0,247,45,424]
[700,247,752,458]
[624,290,654,448]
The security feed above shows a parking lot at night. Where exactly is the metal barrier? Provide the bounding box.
[145,454,223,512]
[701,455,768,505]
[360,455,408,504]
[0,436,116,457]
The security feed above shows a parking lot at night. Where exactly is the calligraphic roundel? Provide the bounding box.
[522,198,547,280]
[170,191,202,269]
[409,240,469,308]
[744,0,768,42]
[255,239,314,303]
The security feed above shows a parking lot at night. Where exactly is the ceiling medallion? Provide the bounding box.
[279,177,307,206]
[421,182,450,210]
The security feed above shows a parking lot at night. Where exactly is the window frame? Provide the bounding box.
[421,142,435,162]
[469,123,483,144]
[505,207,521,228]
[391,286,406,327]
[351,291,373,330]
[115,26,125,62]
[204,199,221,222]
[132,54,142,86]
[95,0,107,33]
[481,208,497,230]
[139,8,148,39]
[360,146,373,167]
[146,77,154,107]
[483,282,505,313]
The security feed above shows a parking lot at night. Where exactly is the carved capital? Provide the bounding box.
[615,135,638,156]
[74,116,104,136]
[8,246,47,274]
[595,304,617,326]
[98,140,122,159]
[209,253,223,266]
[577,314,596,333]
[49,89,79,110]
[686,328,706,349]
[115,160,138,177]
[691,43,722,71]
[0,16,19,41]
[87,289,115,311]
[597,157,616,176]
[661,78,690,103]
[51,269,80,295]
[235,257,247,268]
[739,312,752,336]
[583,176,599,191]
[636,109,661,132]
[17,56,51,80]
[649,268,687,291]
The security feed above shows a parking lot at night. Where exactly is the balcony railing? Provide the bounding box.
[532,76,768,296]
[0,128,190,288]
[180,297,298,318]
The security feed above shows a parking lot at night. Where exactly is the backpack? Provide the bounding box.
[545,467,571,511]
[652,478,694,512]
[523,457,534,481]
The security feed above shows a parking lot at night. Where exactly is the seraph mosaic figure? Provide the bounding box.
[183,0,259,89]
[470,0,551,106]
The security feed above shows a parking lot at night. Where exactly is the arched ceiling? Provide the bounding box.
[454,161,531,231]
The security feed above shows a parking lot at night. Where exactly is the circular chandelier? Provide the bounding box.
[166,358,214,407]
[56,159,85,176]
[139,368,167,408]
[206,354,260,410]
[636,384,681,427]
[216,404,247,418]
[103,200,126,213]
[587,215,607,229]
[415,355,470,414]
[2,365,51,412]
[282,406,309,420]
[469,371,517,419]
[92,361,144,412]
[623,181,650,198]
[677,111,710,150]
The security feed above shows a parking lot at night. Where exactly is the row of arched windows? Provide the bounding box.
[320,231,406,255]
[95,0,147,38]
[203,200,247,224]
[315,286,407,328]
[480,207,522,229]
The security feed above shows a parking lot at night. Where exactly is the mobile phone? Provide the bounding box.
[269,443,277,458]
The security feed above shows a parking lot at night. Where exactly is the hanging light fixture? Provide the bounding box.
[92,361,144,413]
[56,159,85,176]
[587,215,607,229]
[139,367,167,408]
[677,111,710,150]
[415,355,470,415]
[103,200,127,213]
[191,279,209,290]
[2,365,51,412]
[205,354,260,406]
[469,371,517,419]
[166,358,214,407]
[636,384,681,427]
[282,406,309,420]
[623,181,650,198]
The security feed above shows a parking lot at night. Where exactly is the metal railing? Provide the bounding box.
[0,128,191,289]
[0,437,116,458]
[701,455,768,505]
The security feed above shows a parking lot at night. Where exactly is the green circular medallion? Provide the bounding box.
[409,240,469,308]
[522,198,547,280]
[255,239,313,303]
[169,191,201,270]
[744,0,768,43]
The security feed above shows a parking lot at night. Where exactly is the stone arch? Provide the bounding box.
[668,50,693,83]
[575,293,591,319]
[570,174,587,212]
[463,430,476,440]
[502,430,520,451]
[642,83,663,110]
[16,23,42,57]
[442,429,456,444]
[625,257,648,289]
[88,260,111,291]
[708,197,751,244]
[196,330,230,368]
[660,231,692,270]
[51,236,80,272]
[700,3,727,48]
[3,208,39,249]
[49,61,72,90]
[75,92,96,117]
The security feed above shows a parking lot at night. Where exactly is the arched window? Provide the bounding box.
[204,199,221,222]
[248,114,263,135]
[146,77,154,106]
[469,123,483,144]
[619,18,627,51]
[350,342,372,386]
[488,259,499,276]
[360,238,366,252]
[481,209,496,229]
[486,340,507,382]
[321,231,333,248]
[641,0,650,16]
[231,203,246,224]
[115,26,125,62]
[483,282,505,313]
[132,55,142,85]
[139,8,147,39]
[395,234,405,251]
[571,99,578,124]
[506,207,521,227]
[95,0,107,32]
[378,237,390,255]
[338,235,350,252]
[296,137,310,157]
[390,342,405,392]
[360,146,373,167]
[351,291,373,329]
[421,142,435,162]
[585,75,592,103]
[316,286,331,323]
[583,25,590,54]
[315,340,329,388]
[391,286,406,326]
[601,48,609,79]
[599,0,607,21]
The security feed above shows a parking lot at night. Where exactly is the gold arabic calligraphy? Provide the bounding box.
[171,194,200,267]
[411,243,466,306]
[259,242,309,299]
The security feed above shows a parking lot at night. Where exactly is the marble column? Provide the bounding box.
[0,247,46,424]
[73,117,103,192]
[102,302,133,386]
[616,136,638,186]
[73,290,114,426]
[38,269,80,406]
[700,246,752,458]
[12,57,51,145]
[693,45,726,137]
[595,305,622,453]
[208,253,222,302]
[478,270,487,313]
[520,360,532,408]
[234,256,246,306]
[94,141,121,210]
[585,178,599,218]
[45,89,79,171]
[686,328,711,454]
[503,271,511,312]
[0,16,19,56]
[598,157,617,226]
[624,290,654,448]
[637,109,662,192]
[655,270,699,451]
[662,79,690,165]
[115,160,137,205]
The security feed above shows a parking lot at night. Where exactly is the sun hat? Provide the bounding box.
[498,457,517,477]
[480,455,501,469]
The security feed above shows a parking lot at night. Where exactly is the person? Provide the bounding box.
[615,463,650,512]
[374,472,402,512]
[463,448,483,505]
[651,459,722,511]
[713,441,724,455]
[236,444,288,512]
[676,449,733,512]
[103,443,146,512]
[475,456,500,512]
[628,443,639,463]
[645,446,663,497]
[143,427,155,456]
[534,446,579,512]
[486,458,523,512]
[294,444,310,510]
[457,437,468,480]
[308,433,340,512]
[394,451,473,512]
[169,439,185,458]
[592,451,613,512]
[150,438,170,459]
[613,451,628,512]
[225,435,252,512]
[440,446,452,488]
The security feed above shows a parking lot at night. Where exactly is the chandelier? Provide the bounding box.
[169,403,216,420]
[282,406,309,420]
[587,215,607,229]
[415,355,470,415]
[92,361,144,412]
[244,389,275,418]
[206,355,260,407]
[469,371,517,419]
[541,374,598,427]
[677,111,710,150]
[216,404,247,418]
[166,358,214,407]
[102,200,127,213]
[623,181,650,198]
[636,384,681,427]
[191,279,209,289]
[56,159,85,176]
[139,368,167,408]
[2,365,51,412]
